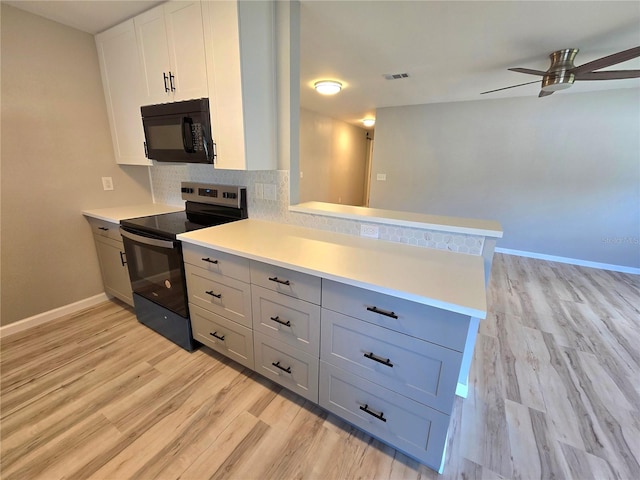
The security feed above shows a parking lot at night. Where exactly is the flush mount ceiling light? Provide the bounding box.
[362,118,375,127]
[314,80,342,95]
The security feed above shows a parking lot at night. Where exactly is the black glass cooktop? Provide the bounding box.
[120,202,247,239]
[121,211,202,238]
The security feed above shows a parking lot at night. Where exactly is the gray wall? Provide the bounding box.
[369,88,640,268]
[299,108,368,206]
[1,5,153,326]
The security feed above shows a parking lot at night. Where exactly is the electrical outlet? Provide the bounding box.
[300,171,304,179]
[360,224,379,238]
[255,183,264,199]
[263,183,277,201]
[101,177,114,191]
[376,173,386,181]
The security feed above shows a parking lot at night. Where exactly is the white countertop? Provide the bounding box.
[290,202,503,238]
[178,219,487,319]
[82,204,183,223]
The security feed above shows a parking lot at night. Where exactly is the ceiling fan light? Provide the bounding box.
[541,72,575,92]
[314,80,342,95]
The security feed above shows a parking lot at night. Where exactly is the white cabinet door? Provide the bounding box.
[95,20,150,165]
[164,1,208,102]
[135,5,172,105]
[202,0,277,170]
[136,2,208,105]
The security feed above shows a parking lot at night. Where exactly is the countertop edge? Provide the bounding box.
[289,202,504,239]
[177,233,487,319]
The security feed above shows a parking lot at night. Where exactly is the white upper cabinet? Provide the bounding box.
[95,20,151,166]
[202,0,277,170]
[136,2,208,104]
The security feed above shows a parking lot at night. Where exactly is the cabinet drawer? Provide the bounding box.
[190,304,254,370]
[322,279,470,352]
[252,285,320,356]
[253,332,319,403]
[185,265,252,328]
[89,218,123,242]
[250,261,321,304]
[321,309,461,413]
[319,361,449,471]
[183,244,250,283]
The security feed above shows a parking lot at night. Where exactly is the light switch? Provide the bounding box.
[102,177,114,191]
[263,183,277,201]
[376,173,386,181]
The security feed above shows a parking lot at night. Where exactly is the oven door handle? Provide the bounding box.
[120,228,176,250]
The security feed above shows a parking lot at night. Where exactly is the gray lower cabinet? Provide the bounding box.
[183,244,254,369]
[181,244,475,473]
[89,219,133,306]
[319,361,450,470]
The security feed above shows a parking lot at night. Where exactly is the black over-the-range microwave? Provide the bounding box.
[141,98,215,164]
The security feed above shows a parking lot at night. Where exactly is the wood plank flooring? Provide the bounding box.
[1,253,639,479]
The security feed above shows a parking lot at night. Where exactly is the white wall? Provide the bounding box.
[299,108,368,206]
[0,5,153,326]
[370,88,640,268]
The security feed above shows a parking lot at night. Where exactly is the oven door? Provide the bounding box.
[120,227,189,318]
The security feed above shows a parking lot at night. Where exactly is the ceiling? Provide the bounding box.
[6,1,640,128]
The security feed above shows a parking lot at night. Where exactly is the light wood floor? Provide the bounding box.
[1,254,639,479]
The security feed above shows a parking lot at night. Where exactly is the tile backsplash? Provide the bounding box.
[149,165,484,255]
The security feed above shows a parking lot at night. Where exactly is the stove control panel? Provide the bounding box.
[181,182,246,209]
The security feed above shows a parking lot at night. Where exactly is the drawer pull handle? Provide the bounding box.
[201,257,219,264]
[119,251,127,267]
[210,331,225,341]
[364,352,393,368]
[270,316,291,327]
[366,306,398,319]
[205,290,222,299]
[359,404,387,422]
[98,227,109,231]
[268,276,291,286]
[271,361,292,374]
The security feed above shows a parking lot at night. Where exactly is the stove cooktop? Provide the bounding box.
[121,211,201,238]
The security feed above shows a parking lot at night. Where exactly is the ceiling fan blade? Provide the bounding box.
[508,67,547,76]
[571,46,640,75]
[480,80,540,95]
[538,90,554,98]
[575,70,640,80]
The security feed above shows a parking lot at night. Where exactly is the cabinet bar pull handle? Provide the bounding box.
[169,71,176,92]
[205,290,222,299]
[144,141,148,158]
[363,352,393,368]
[201,257,219,264]
[119,251,127,267]
[366,306,398,319]
[210,331,225,341]
[268,276,291,286]
[163,72,170,93]
[271,361,292,374]
[270,316,291,327]
[359,404,387,422]
[98,227,109,231]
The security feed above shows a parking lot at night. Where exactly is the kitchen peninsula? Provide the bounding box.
[178,218,492,472]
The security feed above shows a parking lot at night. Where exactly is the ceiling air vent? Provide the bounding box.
[384,73,409,80]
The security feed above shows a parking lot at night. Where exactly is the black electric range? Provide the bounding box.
[119,182,247,351]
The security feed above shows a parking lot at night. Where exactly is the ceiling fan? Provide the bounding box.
[481,46,640,97]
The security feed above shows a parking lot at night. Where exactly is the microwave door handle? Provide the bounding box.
[120,228,176,250]
[181,117,195,153]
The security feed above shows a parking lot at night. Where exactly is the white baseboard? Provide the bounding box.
[495,248,640,275]
[0,293,110,339]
